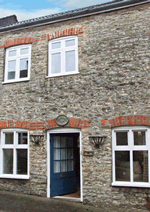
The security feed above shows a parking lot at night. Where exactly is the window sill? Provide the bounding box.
[112,182,150,188]
[0,175,29,179]
[2,78,30,84]
[46,71,79,78]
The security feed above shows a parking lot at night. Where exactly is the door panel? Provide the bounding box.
[50,134,78,197]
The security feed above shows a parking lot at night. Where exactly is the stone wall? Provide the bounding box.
[0,2,150,210]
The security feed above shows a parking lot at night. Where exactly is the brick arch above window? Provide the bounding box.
[0,118,91,131]
[101,115,150,129]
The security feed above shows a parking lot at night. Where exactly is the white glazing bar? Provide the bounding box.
[2,132,5,147]
[128,130,133,183]
[28,132,30,177]
[112,150,115,183]
[112,130,116,182]
[13,131,17,175]
[130,150,133,183]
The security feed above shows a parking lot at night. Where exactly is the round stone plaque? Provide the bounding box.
[56,115,69,126]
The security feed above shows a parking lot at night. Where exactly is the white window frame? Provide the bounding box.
[48,36,79,78]
[0,129,29,179]
[112,126,150,188]
[3,44,32,84]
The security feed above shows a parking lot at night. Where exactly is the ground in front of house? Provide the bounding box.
[0,190,148,212]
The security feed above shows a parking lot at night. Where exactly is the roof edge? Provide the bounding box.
[0,0,149,33]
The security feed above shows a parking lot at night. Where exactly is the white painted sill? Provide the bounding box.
[112,182,150,188]
[46,72,79,78]
[0,175,29,179]
[2,79,30,84]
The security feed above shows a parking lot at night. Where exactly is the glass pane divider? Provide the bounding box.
[0,147,3,174]
[114,146,130,150]
[14,131,17,148]
[132,146,148,150]
[13,148,16,175]
[129,130,133,148]
[1,145,14,149]
[112,150,116,182]
[130,150,133,183]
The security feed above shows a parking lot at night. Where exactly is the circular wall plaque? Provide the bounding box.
[56,115,69,126]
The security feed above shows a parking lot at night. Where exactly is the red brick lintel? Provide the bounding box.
[0,38,40,49]
[0,118,91,131]
[101,115,150,129]
[0,27,84,49]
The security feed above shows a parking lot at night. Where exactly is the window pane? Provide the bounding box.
[54,149,60,160]
[65,50,75,72]
[18,133,28,144]
[8,72,15,80]
[3,149,13,174]
[51,42,61,49]
[20,58,28,78]
[65,39,75,47]
[115,151,130,181]
[61,149,67,160]
[8,60,16,79]
[17,149,27,175]
[61,137,67,147]
[54,161,60,173]
[51,53,61,74]
[116,132,128,145]
[68,149,73,159]
[54,136,60,147]
[20,48,29,55]
[61,161,67,172]
[134,131,146,145]
[8,60,16,71]
[68,160,74,171]
[133,151,148,182]
[68,137,73,147]
[9,50,16,57]
[5,133,13,144]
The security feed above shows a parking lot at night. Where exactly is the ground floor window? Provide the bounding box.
[112,126,150,187]
[0,129,29,179]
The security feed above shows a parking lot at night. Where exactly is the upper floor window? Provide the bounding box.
[4,44,31,83]
[48,36,78,77]
[0,129,29,179]
[112,126,150,188]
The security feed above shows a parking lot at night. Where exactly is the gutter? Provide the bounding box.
[0,0,149,34]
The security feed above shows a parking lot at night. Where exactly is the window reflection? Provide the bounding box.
[133,151,148,182]
[115,151,130,181]
[116,132,128,145]
[3,149,13,174]
[134,131,146,145]
[17,149,27,175]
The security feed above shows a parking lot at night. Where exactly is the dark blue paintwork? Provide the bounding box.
[50,135,78,197]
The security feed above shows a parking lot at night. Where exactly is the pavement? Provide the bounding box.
[0,190,148,212]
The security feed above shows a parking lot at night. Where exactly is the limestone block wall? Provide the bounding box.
[0,2,150,210]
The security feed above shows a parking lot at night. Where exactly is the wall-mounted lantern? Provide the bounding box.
[89,135,107,148]
[30,135,44,145]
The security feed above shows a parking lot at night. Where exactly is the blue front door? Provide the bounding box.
[50,134,79,197]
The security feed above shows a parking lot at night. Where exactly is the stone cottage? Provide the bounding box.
[0,0,150,210]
